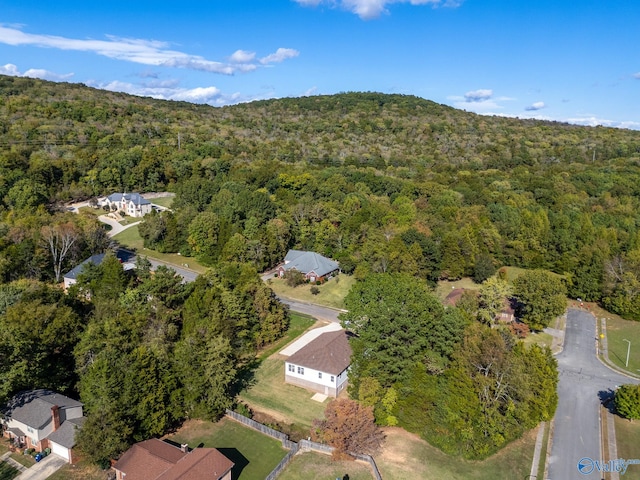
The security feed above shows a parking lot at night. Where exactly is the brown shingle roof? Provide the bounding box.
[113,439,233,480]
[286,330,352,375]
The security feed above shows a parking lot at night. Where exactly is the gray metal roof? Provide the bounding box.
[64,249,134,280]
[282,250,339,278]
[47,417,86,448]
[107,192,151,205]
[2,390,82,430]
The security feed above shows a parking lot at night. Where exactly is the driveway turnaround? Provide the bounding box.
[15,454,67,480]
[548,309,639,479]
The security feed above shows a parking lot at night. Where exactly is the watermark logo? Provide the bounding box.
[577,457,640,475]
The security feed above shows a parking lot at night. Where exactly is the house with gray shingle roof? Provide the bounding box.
[284,329,352,398]
[276,250,339,282]
[63,249,135,289]
[1,389,85,462]
[103,192,152,217]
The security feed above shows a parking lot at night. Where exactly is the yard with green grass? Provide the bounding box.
[277,452,374,480]
[604,315,640,374]
[9,453,33,468]
[0,462,19,480]
[149,196,174,208]
[376,426,536,480]
[615,416,640,480]
[256,313,315,360]
[113,226,208,274]
[266,273,355,309]
[47,458,107,480]
[167,417,287,480]
[117,216,141,226]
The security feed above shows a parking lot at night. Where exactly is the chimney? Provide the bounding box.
[180,444,189,453]
[51,405,60,431]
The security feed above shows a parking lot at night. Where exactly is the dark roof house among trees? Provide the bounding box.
[63,249,135,289]
[277,250,339,281]
[113,439,234,480]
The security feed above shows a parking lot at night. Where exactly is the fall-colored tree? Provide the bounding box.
[312,398,385,459]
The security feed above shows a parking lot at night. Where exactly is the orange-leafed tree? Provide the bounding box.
[312,398,385,459]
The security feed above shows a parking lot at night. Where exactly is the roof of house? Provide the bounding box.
[286,330,352,375]
[282,250,339,277]
[47,417,86,448]
[107,192,151,205]
[2,390,82,430]
[64,249,134,280]
[444,288,467,306]
[114,439,233,480]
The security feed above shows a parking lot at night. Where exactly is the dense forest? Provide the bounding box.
[1,74,640,462]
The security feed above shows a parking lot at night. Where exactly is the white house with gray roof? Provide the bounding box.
[276,250,339,282]
[1,389,85,462]
[103,192,152,217]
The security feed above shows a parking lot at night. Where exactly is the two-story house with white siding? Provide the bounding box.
[284,329,352,398]
[103,192,152,217]
[1,389,85,462]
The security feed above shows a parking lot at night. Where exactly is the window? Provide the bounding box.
[318,372,322,379]
[330,375,335,383]
[288,364,294,372]
[297,366,305,375]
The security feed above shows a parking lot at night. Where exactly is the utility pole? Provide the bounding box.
[178,133,181,150]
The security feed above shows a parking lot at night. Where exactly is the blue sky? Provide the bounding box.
[1,0,639,129]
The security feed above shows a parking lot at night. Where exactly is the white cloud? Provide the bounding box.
[293,0,457,20]
[229,50,256,63]
[565,116,640,130]
[260,48,300,64]
[0,63,73,81]
[0,25,298,75]
[464,89,493,102]
[303,86,318,96]
[525,101,545,111]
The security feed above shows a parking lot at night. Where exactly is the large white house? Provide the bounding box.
[1,389,85,463]
[284,329,351,398]
[103,192,152,217]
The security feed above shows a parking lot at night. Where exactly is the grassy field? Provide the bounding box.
[256,313,315,360]
[9,453,33,468]
[48,457,107,480]
[0,462,19,480]
[117,216,141,226]
[266,274,355,310]
[376,426,535,480]
[149,196,174,208]
[168,417,287,480]
[78,206,101,216]
[113,226,208,274]
[238,354,328,435]
[603,314,640,374]
[615,416,640,479]
[277,452,374,480]
[435,277,481,301]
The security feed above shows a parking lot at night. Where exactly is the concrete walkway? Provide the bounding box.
[529,422,546,479]
[279,322,343,356]
[0,451,27,473]
[15,454,67,480]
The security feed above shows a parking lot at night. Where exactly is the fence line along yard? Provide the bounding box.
[225,409,383,480]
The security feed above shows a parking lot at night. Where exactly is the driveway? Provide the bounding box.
[548,309,639,479]
[276,297,343,323]
[15,454,67,480]
[97,214,140,237]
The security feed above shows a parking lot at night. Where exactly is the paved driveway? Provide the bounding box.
[548,309,638,479]
[16,454,67,480]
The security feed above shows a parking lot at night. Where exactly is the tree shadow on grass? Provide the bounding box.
[0,461,21,480]
[231,357,261,396]
[217,448,249,480]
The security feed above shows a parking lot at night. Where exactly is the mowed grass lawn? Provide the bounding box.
[0,462,19,480]
[48,457,106,480]
[604,314,640,374]
[113,226,208,274]
[168,417,287,480]
[614,416,640,480]
[377,426,536,480]
[149,196,174,208]
[277,452,374,480]
[266,274,355,310]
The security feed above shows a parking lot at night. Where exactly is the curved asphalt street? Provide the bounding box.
[548,309,639,479]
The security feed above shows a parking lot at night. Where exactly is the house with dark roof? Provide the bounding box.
[1,389,85,462]
[276,250,339,282]
[113,439,234,480]
[103,192,152,217]
[284,329,352,398]
[63,249,135,289]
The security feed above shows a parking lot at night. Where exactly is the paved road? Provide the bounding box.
[147,257,199,283]
[548,309,638,479]
[277,297,343,323]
